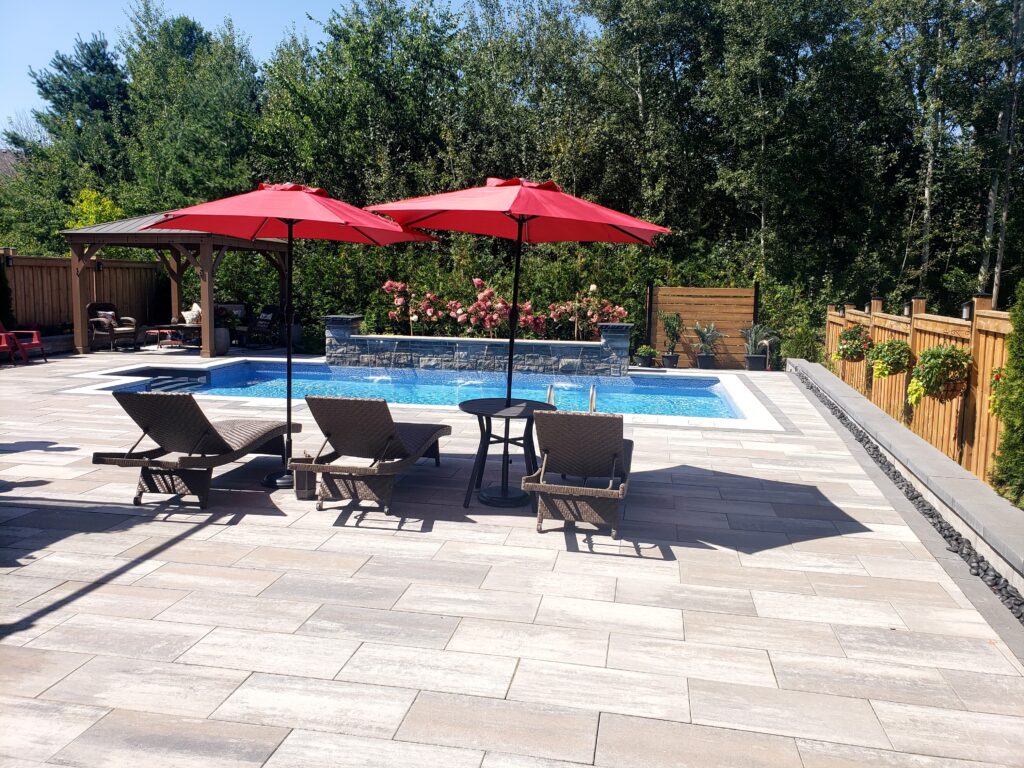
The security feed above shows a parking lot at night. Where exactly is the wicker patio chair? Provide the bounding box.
[92,391,299,508]
[290,396,451,515]
[522,411,632,539]
[87,302,141,351]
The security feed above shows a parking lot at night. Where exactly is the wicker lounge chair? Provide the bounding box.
[93,391,299,508]
[290,396,451,514]
[522,411,632,539]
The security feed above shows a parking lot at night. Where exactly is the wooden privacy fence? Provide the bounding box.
[1,250,163,330]
[825,295,1012,484]
[650,286,757,368]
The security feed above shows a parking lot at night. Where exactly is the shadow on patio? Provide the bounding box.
[0,450,871,640]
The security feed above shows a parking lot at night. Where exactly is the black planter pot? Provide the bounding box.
[696,353,716,369]
[745,354,767,371]
[636,355,654,368]
[661,353,679,369]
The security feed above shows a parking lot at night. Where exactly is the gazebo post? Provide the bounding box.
[155,249,183,320]
[70,243,97,354]
[199,237,216,358]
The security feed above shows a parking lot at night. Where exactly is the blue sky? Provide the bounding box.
[0,1,347,129]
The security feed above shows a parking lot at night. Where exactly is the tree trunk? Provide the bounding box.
[757,75,767,267]
[993,0,1022,307]
[921,137,935,288]
[920,22,943,290]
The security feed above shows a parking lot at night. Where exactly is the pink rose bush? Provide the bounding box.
[379,278,626,340]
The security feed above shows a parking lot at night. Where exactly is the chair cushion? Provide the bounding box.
[96,310,117,324]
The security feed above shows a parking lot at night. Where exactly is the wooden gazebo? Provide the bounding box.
[62,213,288,358]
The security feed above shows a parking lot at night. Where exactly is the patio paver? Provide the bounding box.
[1,351,1023,767]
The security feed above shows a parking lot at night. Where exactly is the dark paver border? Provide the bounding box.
[788,360,1024,634]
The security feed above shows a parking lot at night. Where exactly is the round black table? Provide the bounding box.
[459,397,556,508]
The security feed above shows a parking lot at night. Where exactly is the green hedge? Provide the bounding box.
[992,283,1024,505]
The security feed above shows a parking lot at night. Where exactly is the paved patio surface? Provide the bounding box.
[2,349,1024,768]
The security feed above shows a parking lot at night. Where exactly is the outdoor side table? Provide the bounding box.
[459,397,556,508]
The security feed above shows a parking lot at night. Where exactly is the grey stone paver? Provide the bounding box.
[176,627,360,678]
[396,691,598,762]
[689,677,893,748]
[264,730,483,768]
[211,672,417,738]
[50,708,289,768]
[2,352,1024,766]
[0,694,108,762]
[40,655,249,717]
[0,645,92,697]
[25,612,211,661]
[336,642,517,697]
[595,712,804,767]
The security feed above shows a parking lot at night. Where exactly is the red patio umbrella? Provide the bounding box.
[146,182,430,488]
[369,177,669,506]
[368,177,671,404]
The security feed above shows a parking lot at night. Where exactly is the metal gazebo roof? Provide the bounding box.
[62,212,286,252]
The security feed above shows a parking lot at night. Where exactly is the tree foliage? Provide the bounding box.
[0,0,1021,342]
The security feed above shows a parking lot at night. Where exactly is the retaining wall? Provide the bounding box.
[325,316,633,376]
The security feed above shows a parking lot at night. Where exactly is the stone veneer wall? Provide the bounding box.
[325,315,633,376]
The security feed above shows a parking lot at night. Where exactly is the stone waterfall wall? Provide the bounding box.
[325,316,633,377]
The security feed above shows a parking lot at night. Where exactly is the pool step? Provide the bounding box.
[147,378,205,393]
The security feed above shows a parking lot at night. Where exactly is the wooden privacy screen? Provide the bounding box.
[2,254,162,329]
[825,296,1012,485]
[650,287,757,369]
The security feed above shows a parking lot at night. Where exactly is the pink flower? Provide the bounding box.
[395,297,406,306]
[472,277,485,289]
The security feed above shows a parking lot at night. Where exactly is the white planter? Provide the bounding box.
[214,327,231,356]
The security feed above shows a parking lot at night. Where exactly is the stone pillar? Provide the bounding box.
[599,323,633,376]
[325,315,363,365]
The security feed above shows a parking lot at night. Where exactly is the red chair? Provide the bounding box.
[0,321,46,362]
[0,332,26,364]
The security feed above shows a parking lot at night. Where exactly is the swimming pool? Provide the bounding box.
[107,361,741,419]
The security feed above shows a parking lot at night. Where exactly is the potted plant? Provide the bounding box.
[692,322,724,369]
[635,344,657,367]
[658,311,683,368]
[907,345,972,408]
[213,305,238,356]
[866,339,911,379]
[834,324,873,363]
[740,324,778,371]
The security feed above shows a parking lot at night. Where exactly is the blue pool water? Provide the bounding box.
[113,362,740,418]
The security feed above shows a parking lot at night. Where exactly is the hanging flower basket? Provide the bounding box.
[835,325,873,362]
[907,345,973,408]
[937,377,968,402]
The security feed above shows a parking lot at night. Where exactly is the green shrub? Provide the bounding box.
[0,262,14,329]
[992,283,1024,504]
[780,324,822,363]
[658,311,683,354]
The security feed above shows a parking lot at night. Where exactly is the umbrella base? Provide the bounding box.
[478,485,531,508]
[263,469,294,489]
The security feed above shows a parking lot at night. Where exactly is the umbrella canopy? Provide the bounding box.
[143,182,428,490]
[367,177,671,243]
[369,177,670,508]
[146,182,431,244]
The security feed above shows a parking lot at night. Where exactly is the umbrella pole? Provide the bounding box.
[264,220,296,489]
[505,220,524,406]
[478,219,531,508]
